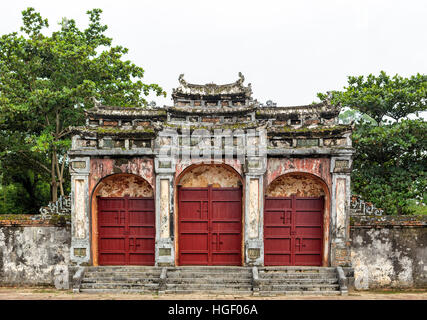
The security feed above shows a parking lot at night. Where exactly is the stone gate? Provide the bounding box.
[68,73,354,268]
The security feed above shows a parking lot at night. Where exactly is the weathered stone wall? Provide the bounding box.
[266,158,331,191]
[96,173,153,197]
[266,173,325,197]
[0,224,70,287]
[178,164,241,187]
[350,216,427,289]
[176,159,243,180]
[89,157,155,196]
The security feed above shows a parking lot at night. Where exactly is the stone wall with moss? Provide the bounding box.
[350,215,427,289]
[0,222,70,288]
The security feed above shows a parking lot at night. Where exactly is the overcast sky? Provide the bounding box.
[1,0,426,107]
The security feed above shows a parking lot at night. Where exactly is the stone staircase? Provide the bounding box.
[255,267,342,296]
[79,266,162,293]
[77,265,346,296]
[164,266,253,295]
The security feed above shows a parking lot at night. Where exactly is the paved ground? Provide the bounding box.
[0,287,426,300]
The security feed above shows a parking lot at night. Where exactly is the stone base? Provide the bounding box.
[331,243,351,267]
[156,239,175,266]
[342,267,355,291]
[53,265,69,290]
[245,240,263,266]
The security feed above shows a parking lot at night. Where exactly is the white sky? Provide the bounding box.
[1,0,426,107]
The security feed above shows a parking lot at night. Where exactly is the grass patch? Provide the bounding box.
[32,288,59,294]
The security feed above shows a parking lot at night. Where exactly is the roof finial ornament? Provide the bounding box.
[91,96,101,107]
[178,74,187,86]
[237,72,245,85]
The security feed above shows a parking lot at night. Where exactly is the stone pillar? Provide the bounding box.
[69,157,91,266]
[330,156,352,266]
[244,172,264,266]
[154,169,175,266]
[154,129,178,266]
[244,129,267,266]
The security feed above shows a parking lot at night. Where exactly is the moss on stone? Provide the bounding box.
[270,125,351,138]
[163,121,258,132]
[0,214,32,220]
[95,127,154,134]
[48,214,71,226]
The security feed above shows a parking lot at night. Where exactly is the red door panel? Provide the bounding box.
[178,186,242,266]
[98,196,155,266]
[264,196,323,266]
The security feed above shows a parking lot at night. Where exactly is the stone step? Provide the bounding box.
[258,273,337,279]
[166,278,252,284]
[80,288,158,294]
[258,284,340,291]
[80,282,159,290]
[257,290,341,296]
[259,270,336,275]
[166,272,251,279]
[170,267,251,272]
[82,277,160,284]
[258,278,338,285]
[165,283,252,290]
[85,266,162,273]
[84,272,161,278]
[164,289,253,295]
[260,266,336,272]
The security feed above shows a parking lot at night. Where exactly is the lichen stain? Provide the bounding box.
[351,228,415,289]
[97,174,153,197]
[0,227,70,286]
[179,165,240,188]
[266,173,325,197]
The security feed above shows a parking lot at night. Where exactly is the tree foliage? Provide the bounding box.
[352,119,426,214]
[319,71,426,124]
[0,8,166,205]
[320,71,427,215]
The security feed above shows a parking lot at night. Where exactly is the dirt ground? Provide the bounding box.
[0,287,426,300]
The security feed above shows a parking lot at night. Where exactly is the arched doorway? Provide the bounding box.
[175,164,244,266]
[91,173,155,266]
[264,172,329,266]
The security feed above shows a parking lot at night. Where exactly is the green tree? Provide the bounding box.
[319,71,426,125]
[0,8,166,203]
[0,130,50,213]
[319,71,427,215]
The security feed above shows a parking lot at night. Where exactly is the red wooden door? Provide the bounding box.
[178,186,242,266]
[98,196,155,265]
[264,196,323,266]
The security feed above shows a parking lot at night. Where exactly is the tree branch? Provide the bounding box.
[57,127,71,139]
[17,150,51,174]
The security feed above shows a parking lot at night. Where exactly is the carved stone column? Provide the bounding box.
[330,156,352,266]
[69,156,91,266]
[154,129,178,266]
[244,129,267,266]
